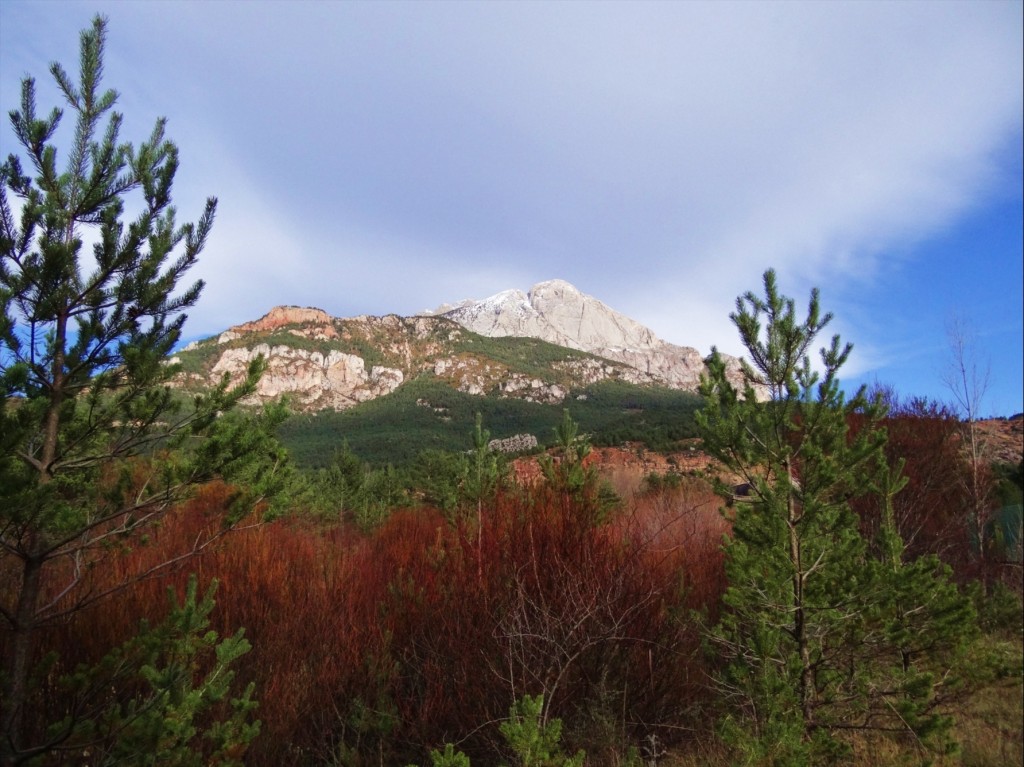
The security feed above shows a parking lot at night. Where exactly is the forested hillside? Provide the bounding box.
[277,377,703,467]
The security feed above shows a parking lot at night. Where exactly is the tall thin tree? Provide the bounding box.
[942,314,996,583]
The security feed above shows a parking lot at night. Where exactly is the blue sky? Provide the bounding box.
[2,1,1021,415]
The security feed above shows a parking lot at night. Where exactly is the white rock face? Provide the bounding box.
[430,281,638,353]
[430,279,753,393]
[529,279,659,352]
[210,344,403,409]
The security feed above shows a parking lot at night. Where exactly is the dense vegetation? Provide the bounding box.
[278,376,703,467]
[448,333,608,381]
[3,18,1021,767]
[5,414,1020,766]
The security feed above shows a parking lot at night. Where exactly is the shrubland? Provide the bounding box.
[3,472,731,766]
[7,413,1019,765]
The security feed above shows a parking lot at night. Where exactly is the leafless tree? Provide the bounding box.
[942,314,995,582]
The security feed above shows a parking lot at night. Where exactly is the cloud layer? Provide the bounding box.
[2,0,1021,408]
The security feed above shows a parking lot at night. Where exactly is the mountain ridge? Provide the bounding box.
[172,280,757,413]
[424,279,661,353]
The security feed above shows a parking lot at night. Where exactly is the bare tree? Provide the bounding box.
[942,314,996,582]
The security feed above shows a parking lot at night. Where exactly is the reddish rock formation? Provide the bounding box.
[231,306,338,338]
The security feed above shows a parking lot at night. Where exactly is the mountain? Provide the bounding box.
[426,279,723,390]
[171,280,753,415]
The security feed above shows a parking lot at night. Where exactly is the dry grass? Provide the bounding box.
[954,673,1024,767]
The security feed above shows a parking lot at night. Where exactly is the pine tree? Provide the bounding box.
[466,412,502,514]
[53,576,260,766]
[0,16,279,761]
[539,409,618,520]
[466,412,503,583]
[539,409,593,499]
[498,694,585,767]
[698,269,976,764]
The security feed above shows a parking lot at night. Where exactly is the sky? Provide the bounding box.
[2,0,1022,416]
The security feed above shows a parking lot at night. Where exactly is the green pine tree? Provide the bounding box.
[465,412,503,582]
[466,412,503,513]
[539,409,617,520]
[539,410,591,491]
[0,16,280,761]
[499,694,585,767]
[698,269,976,764]
[51,576,259,766]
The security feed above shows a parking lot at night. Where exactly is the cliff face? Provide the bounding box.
[174,281,761,412]
[431,280,659,354]
[176,311,448,411]
[230,306,336,336]
[210,344,404,410]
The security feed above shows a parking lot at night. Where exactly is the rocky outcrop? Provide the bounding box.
[232,306,335,335]
[488,434,539,454]
[214,306,338,346]
[432,356,570,403]
[211,343,403,409]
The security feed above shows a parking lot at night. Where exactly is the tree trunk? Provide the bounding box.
[787,469,814,728]
[1,552,43,764]
[1,315,66,762]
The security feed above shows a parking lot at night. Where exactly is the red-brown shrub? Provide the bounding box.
[851,402,979,580]
[5,479,729,766]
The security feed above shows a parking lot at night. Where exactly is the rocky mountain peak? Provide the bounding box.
[528,279,580,299]
[427,279,751,393]
[428,280,651,353]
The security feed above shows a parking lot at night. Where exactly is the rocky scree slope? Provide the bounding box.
[171,282,752,413]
